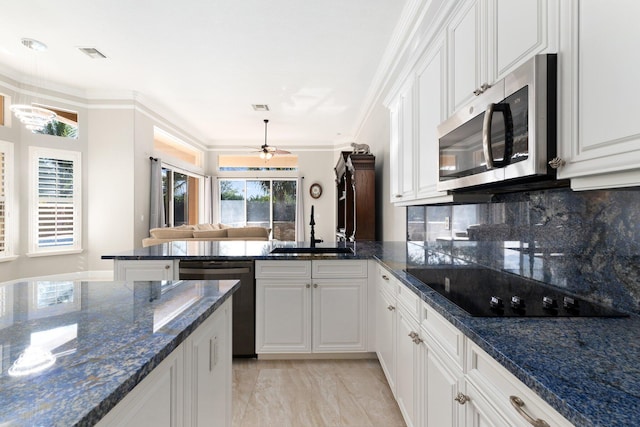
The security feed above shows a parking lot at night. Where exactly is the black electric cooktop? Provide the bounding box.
[405,267,628,317]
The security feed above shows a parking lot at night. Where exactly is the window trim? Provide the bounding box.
[0,140,14,260]
[28,147,82,256]
[162,163,204,227]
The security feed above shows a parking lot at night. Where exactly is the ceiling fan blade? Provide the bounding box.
[273,148,291,154]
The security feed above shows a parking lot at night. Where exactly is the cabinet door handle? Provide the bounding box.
[313,283,318,288]
[165,265,171,270]
[408,331,418,339]
[548,157,565,169]
[381,275,389,281]
[454,393,469,405]
[387,305,395,311]
[509,396,550,427]
[306,284,311,288]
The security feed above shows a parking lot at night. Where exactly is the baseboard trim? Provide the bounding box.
[256,352,377,360]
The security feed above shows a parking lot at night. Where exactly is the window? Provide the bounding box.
[32,104,78,139]
[0,94,5,127]
[154,127,202,168]
[219,179,297,241]
[29,147,81,255]
[218,154,298,172]
[162,167,202,227]
[0,141,14,259]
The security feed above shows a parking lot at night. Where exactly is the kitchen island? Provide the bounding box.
[0,278,239,426]
[103,240,640,426]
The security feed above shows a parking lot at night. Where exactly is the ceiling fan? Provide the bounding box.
[251,119,291,160]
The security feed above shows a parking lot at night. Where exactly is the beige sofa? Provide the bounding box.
[142,223,270,247]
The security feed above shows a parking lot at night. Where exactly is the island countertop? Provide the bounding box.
[0,279,239,426]
[103,240,640,426]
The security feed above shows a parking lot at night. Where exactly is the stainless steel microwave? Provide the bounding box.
[436,54,557,192]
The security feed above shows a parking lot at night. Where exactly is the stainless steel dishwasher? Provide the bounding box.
[179,260,255,357]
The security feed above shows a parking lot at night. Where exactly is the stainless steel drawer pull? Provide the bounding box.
[509,396,550,427]
[387,305,395,311]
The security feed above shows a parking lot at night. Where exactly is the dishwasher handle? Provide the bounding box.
[179,267,252,275]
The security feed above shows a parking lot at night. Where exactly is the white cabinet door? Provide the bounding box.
[185,299,232,427]
[448,0,485,115]
[558,0,640,189]
[462,381,513,427]
[423,344,463,427]
[415,35,450,203]
[376,283,397,391]
[256,279,311,353]
[395,306,421,427]
[114,260,176,281]
[312,279,367,352]
[491,0,556,80]
[389,79,416,203]
[97,348,183,427]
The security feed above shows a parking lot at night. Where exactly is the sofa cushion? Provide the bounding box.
[194,223,214,231]
[193,229,228,238]
[227,226,270,239]
[150,227,194,239]
[218,223,233,229]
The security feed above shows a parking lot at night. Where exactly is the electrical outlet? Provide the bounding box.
[444,216,450,230]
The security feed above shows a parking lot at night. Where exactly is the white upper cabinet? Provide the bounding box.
[447,0,557,116]
[557,0,640,190]
[389,78,417,203]
[416,36,451,202]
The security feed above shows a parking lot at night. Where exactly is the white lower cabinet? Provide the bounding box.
[98,297,232,427]
[395,303,421,427]
[375,265,397,391]
[255,260,368,355]
[374,262,573,427]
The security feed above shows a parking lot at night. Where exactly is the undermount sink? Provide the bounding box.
[270,247,354,255]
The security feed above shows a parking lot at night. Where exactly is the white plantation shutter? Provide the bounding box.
[30,148,81,254]
[0,140,13,258]
[0,150,6,255]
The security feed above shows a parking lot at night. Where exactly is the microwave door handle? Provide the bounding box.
[482,103,496,170]
[482,103,514,169]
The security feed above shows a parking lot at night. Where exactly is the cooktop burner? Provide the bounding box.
[405,267,628,317]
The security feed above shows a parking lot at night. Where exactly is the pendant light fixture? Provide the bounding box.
[10,38,57,132]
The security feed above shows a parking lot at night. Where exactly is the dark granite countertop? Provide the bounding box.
[103,240,640,426]
[0,279,239,426]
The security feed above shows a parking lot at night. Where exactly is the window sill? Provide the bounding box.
[26,249,84,258]
[0,255,19,263]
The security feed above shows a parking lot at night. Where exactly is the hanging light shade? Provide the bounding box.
[10,38,57,132]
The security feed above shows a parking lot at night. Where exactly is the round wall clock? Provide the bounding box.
[310,183,323,199]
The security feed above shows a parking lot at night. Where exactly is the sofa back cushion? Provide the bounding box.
[150,227,194,239]
[227,226,270,239]
[193,229,228,238]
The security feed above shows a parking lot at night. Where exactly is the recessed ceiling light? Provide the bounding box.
[78,47,107,59]
[21,38,47,52]
[252,104,269,112]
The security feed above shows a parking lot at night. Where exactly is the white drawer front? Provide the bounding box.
[421,302,464,369]
[255,260,311,279]
[312,260,368,278]
[397,281,420,321]
[466,342,573,427]
[376,264,397,296]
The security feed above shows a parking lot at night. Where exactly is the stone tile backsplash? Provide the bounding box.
[412,188,640,314]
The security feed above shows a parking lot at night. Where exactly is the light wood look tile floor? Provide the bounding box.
[232,359,406,427]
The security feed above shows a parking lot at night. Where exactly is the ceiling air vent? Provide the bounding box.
[78,47,107,59]
[252,104,269,112]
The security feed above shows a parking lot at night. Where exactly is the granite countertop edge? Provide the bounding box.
[79,281,239,426]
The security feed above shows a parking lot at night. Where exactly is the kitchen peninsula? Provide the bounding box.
[0,278,239,426]
[103,240,640,427]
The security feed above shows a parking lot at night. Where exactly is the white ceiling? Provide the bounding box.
[0,1,408,149]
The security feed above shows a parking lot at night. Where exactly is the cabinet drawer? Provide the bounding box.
[421,302,464,370]
[255,261,311,279]
[376,264,397,296]
[312,260,367,278]
[397,281,420,321]
[466,342,573,427]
